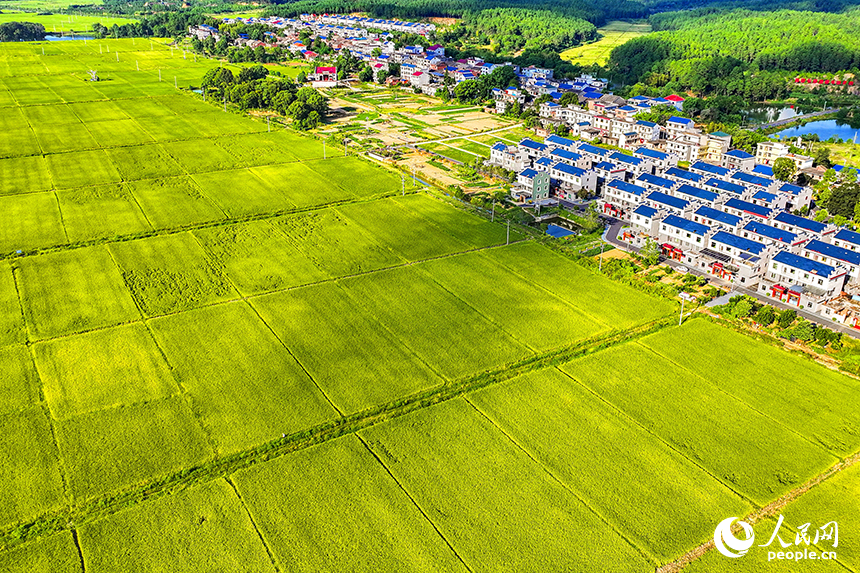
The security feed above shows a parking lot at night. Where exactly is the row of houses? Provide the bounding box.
[300,13,436,35]
[487,133,860,324]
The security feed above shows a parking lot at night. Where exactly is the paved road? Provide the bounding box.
[601,219,860,338]
[753,108,840,130]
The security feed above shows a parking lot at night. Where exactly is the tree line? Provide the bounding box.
[201,65,328,129]
[0,22,46,42]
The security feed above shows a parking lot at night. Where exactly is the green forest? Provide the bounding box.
[608,8,860,99]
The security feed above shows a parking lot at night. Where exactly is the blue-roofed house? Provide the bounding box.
[550,162,597,198]
[550,148,582,167]
[764,251,847,309]
[674,184,718,206]
[723,197,772,219]
[690,161,731,180]
[518,138,549,160]
[803,239,860,282]
[732,171,775,190]
[634,146,677,170]
[771,212,829,236]
[699,230,767,283]
[545,134,576,151]
[750,190,787,211]
[704,178,746,196]
[665,166,704,187]
[741,220,799,247]
[722,149,755,172]
[752,164,774,177]
[609,152,648,174]
[489,142,528,172]
[658,214,711,255]
[636,172,676,194]
[644,191,689,215]
[833,228,860,252]
[693,205,742,231]
[604,179,647,217]
[631,204,660,235]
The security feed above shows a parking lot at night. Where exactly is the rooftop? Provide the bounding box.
[805,239,860,266]
[743,220,796,243]
[608,179,647,196]
[725,197,772,218]
[663,214,709,236]
[675,184,718,203]
[711,231,766,254]
[690,161,731,177]
[646,190,689,210]
[633,204,658,218]
[695,205,741,227]
[665,167,703,183]
[637,172,675,190]
[773,250,837,276]
[773,211,825,234]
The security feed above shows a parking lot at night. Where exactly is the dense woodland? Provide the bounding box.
[0,21,46,41]
[609,8,860,99]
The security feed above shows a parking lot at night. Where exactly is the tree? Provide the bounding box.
[358,65,373,83]
[814,208,829,222]
[778,309,797,328]
[814,146,831,168]
[731,298,754,319]
[792,319,815,341]
[296,71,307,84]
[772,157,796,182]
[755,305,776,326]
[376,69,387,84]
[640,239,661,266]
[826,168,860,218]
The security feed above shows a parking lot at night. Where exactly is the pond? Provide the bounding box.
[776,119,860,143]
[44,34,95,41]
[742,106,805,125]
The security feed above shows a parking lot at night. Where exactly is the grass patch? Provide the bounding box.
[127,176,224,228]
[0,192,65,253]
[57,183,152,242]
[0,156,52,196]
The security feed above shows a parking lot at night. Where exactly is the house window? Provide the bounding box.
[772,263,778,270]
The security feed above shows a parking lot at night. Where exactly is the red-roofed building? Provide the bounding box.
[665,94,685,102]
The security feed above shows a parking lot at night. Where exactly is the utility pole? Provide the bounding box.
[136,60,139,71]
[158,69,161,81]
[174,76,177,89]
[412,164,415,187]
[598,240,605,272]
[506,220,510,245]
[679,297,685,326]
[267,117,271,132]
[401,175,405,195]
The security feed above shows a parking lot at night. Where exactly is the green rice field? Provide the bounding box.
[0,36,857,573]
[560,20,652,66]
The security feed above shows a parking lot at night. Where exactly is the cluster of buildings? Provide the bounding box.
[190,14,612,99]
[490,132,860,325]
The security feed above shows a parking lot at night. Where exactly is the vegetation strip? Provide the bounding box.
[0,316,675,551]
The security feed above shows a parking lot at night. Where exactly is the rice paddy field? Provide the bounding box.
[0,37,857,573]
[560,20,652,66]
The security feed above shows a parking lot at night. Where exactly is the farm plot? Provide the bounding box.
[0,191,66,254]
[0,346,41,417]
[0,532,81,573]
[276,208,402,277]
[147,302,337,454]
[309,156,402,197]
[418,142,476,164]
[57,183,152,242]
[128,176,225,228]
[233,435,466,572]
[450,140,491,158]
[0,263,24,347]
[421,250,609,351]
[0,128,41,159]
[252,282,443,413]
[336,197,473,262]
[46,150,123,189]
[191,168,295,217]
[250,163,355,208]
[469,367,749,564]
[641,319,860,457]
[108,233,237,317]
[161,138,246,174]
[394,194,516,246]
[0,156,52,196]
[339,265,531,380]
[559,341,838,505]
[212,131,304,166]
[193,220,327,296]
[0,408,65,529]
[55,396,212,502]
[84,119,155,148]
[487,241,675,327]
[34,323,178,420]
[105,144,185,181]
[16,246,140,339]
[31,122,99,154]
[78,479,276,572]
[361,398,652,572]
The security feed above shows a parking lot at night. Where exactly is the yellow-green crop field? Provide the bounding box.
[0,11,134,32]
[560,20,652,66]
[0,37,856,573]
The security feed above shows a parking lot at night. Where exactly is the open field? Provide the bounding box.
[0,11,134,32]
[560,20,651,66]
[0,36,859,573]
